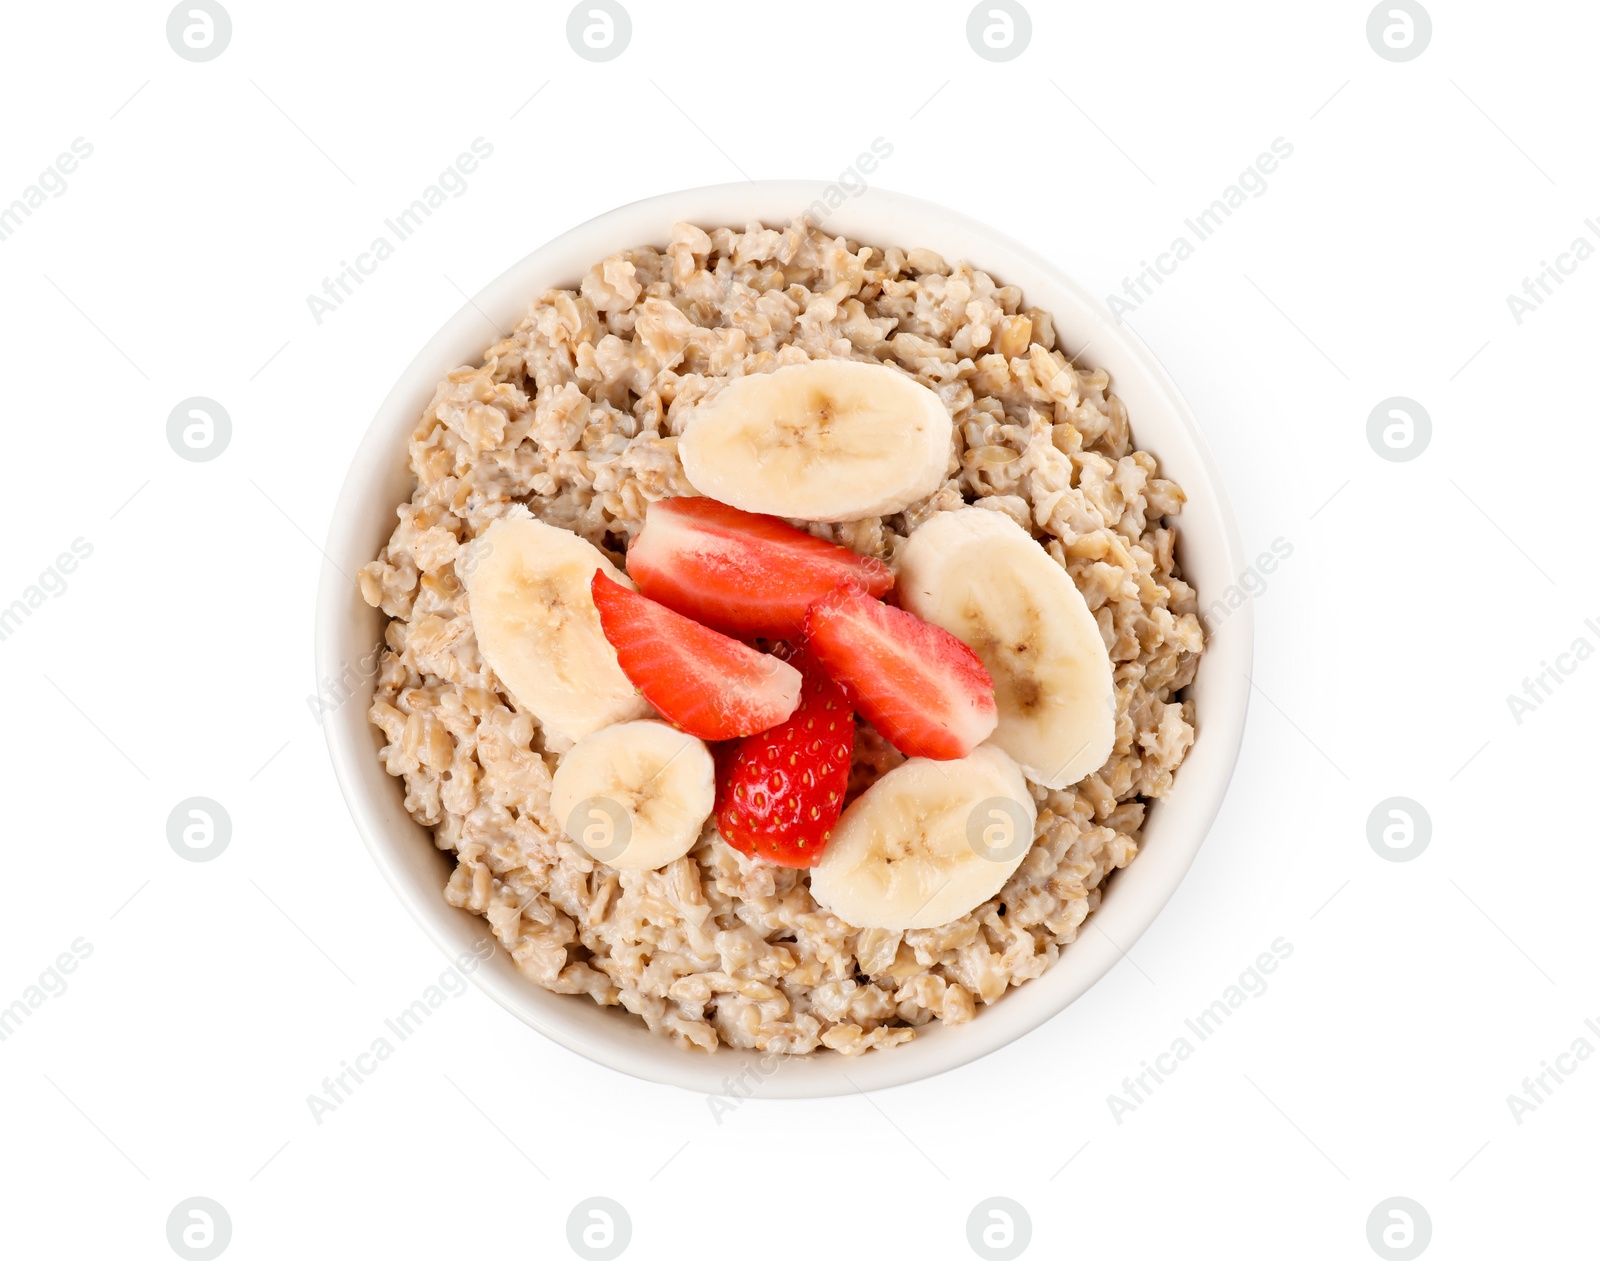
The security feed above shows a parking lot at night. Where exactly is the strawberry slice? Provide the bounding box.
[626,497,893,638]
[590,572,802,740]
[716,648,854,867]
[803,584,998,760]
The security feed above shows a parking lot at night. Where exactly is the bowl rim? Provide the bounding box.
[316,180,1253,1097]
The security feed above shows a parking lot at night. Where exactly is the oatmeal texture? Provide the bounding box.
[360,220,1205,1054]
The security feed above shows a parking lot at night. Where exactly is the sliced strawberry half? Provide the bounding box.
[716,647,854,868]
[590,572,801,740]
[803,584,998,761]
[626,496,893,638]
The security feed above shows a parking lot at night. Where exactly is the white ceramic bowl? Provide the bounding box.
[317,182,1251,1097]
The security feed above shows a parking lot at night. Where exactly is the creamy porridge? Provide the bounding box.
[359,219,1204,1054]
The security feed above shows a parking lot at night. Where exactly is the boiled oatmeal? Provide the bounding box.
[359,219,1204,1055]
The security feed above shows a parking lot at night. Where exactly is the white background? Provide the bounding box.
[2,1,1596,1257]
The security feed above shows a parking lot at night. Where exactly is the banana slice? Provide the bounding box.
[461,514,652,743]
[896,508,1115,789]
[549,720,715,871]
[678,359,953,522]
[809,744,1037,930]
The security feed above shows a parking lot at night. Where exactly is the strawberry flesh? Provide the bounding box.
[590,572,801,740]
[803,584,998,761]
[716,648,854,867]
[627,496,893,638]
